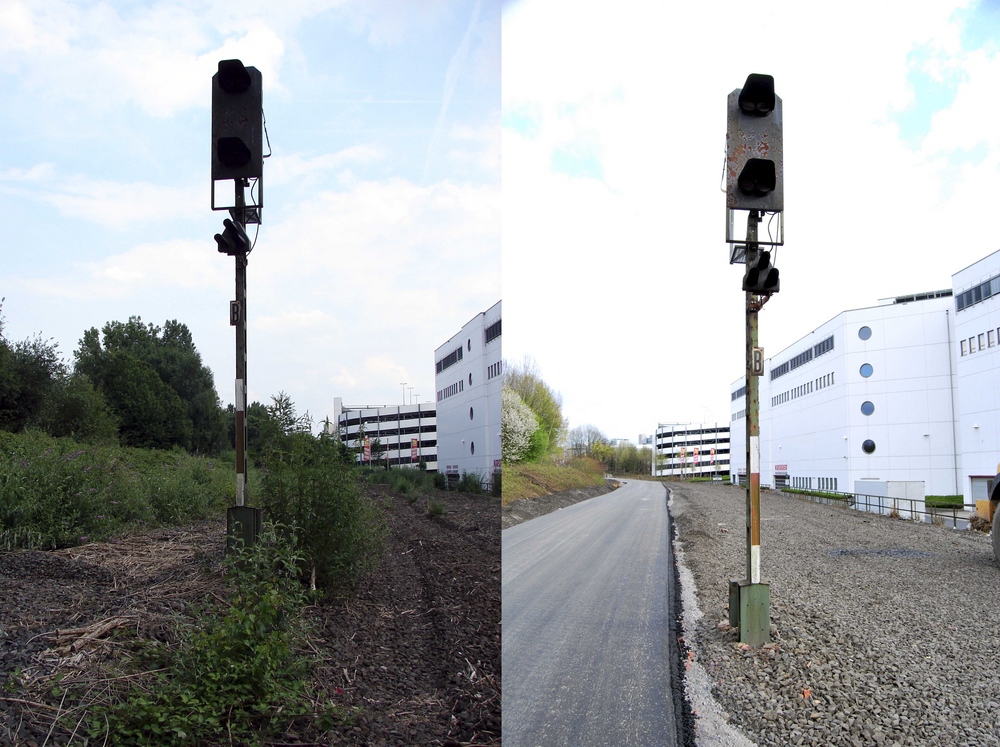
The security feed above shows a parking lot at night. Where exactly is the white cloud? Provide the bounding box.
[266,145,385,187]
[20,239,229,300]
[0,169,202,228]
[0,1,287,118]
[256,308,336,330]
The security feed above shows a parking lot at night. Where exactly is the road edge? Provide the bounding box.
[668,488,758,747]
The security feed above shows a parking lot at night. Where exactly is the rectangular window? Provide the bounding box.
[435,346,463,374]
[961,339,967,356]
[989,330,996,348]
[970,337,976,353]
[979,333,986,351]
[485,319,502,344]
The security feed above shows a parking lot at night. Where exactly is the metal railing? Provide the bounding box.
[781,488,974,530]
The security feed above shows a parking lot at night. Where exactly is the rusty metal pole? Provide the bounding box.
[738,209,770,646]
[235,184,248,508]
[226,180,261,552]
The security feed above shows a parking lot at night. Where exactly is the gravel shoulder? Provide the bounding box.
[0,487,500,746]
[670,481,1000,747]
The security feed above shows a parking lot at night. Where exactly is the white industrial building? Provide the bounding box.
[329,398,437,471]
[653,423,731,478]
[953,250,1000,503]
[434,301,502,487]
[729,248,1000,505]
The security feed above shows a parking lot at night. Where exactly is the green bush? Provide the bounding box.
[87,524,327,745]
[456,471,484,494]
[0,430,233,550]
[260,435,385,590]
[925,494,963,508]
[523,427,549,463]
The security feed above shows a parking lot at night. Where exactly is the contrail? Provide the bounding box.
[422,0,483,184]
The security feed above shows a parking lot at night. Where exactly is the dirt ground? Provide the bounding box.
[0,487,500,746]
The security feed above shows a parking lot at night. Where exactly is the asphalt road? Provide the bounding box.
[502,479,683,747]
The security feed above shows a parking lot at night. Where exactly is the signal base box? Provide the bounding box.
[227,505,263,555]
[729,578,771,647]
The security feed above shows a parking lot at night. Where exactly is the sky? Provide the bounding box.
[0,0,499,429]
[502,0,1000,444]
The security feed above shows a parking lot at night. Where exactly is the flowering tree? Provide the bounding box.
[502,385,537,464]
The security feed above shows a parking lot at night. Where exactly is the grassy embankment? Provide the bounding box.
[501,456,606,505]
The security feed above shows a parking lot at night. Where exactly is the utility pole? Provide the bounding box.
[725,73,783,647]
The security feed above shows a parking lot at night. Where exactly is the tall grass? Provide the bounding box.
[362,465,445,494]
[0,430,235,550]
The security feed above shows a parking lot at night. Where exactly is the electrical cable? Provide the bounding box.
[262,110,272,158]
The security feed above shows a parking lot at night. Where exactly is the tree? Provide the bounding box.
[268,391,312,436]
[501,385,537,464]
[74,317,225,453]
[98,350,192,450]
[0,333,66,433]
[605,442,653,475]
[39,374,119,445]
[566,424,608,458]
[503,357,565,456]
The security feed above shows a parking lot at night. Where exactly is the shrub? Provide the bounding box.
[456,471,484,494]
[0,430,233,550]
[87,524,325,745]
[260,435,386,590]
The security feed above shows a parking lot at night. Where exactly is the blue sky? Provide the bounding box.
[502,0,1000,443]
[0,0,499,426]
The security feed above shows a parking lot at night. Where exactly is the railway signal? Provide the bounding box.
[212,59,264,552]
[214,218,250,256]
[743,249,780,294]
[726,73,783,213]
[726,72,786,648]
[211,59,263,213]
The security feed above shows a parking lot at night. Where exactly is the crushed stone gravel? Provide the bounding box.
[670,481,1000,747]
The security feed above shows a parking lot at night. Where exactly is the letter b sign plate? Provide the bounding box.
[751,347,764,376]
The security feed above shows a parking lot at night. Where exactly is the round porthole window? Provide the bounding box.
[470,407,474,420]
[860,363,873,378]
[862,439,876,454]
[469,373,472,386]
[861,401,875,416]
[467,339,471,352]
[470,441,475,455]
[859,326,872,341]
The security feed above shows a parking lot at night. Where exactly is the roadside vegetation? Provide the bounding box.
[0,430,235,551]
[0,302,446,742]
[84,525,332,746]
[500,357,654,503]
[502,457,606,504]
